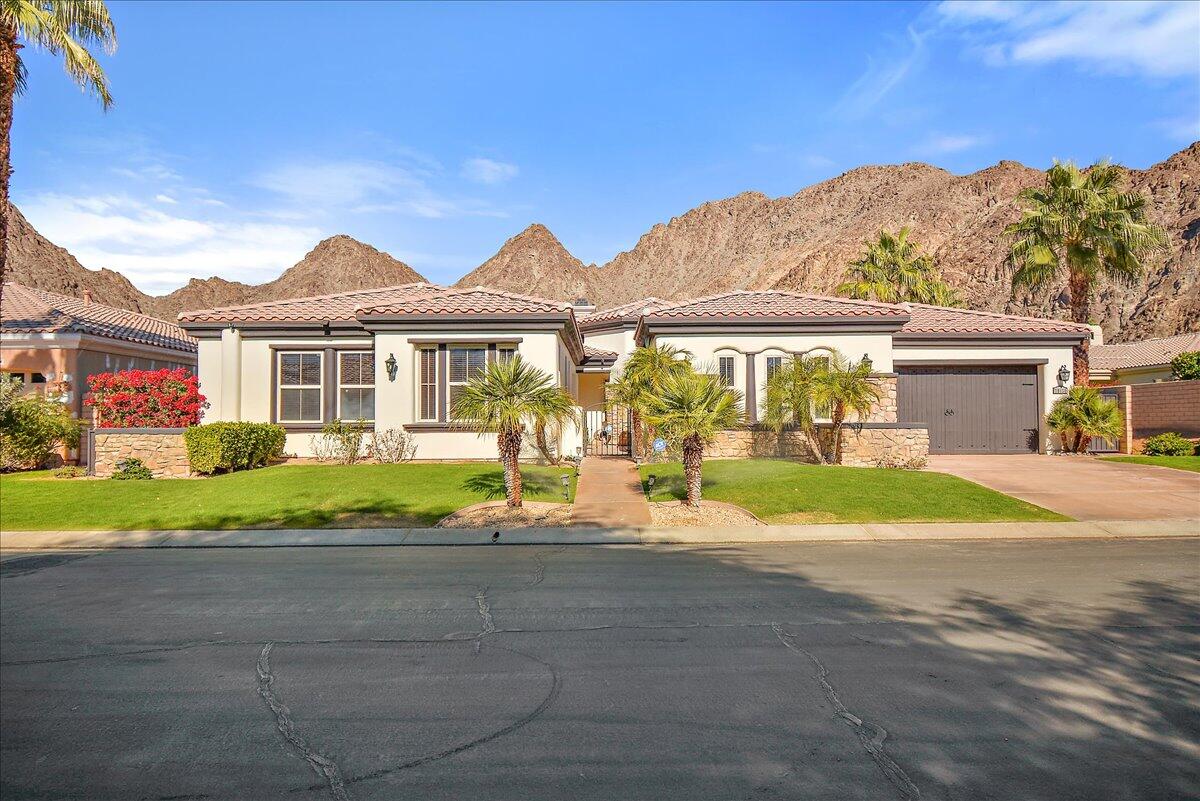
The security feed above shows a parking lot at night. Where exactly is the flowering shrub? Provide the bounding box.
[86,368,207,428]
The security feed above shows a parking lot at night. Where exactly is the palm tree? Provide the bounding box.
[1,1,116,301]
[1005,160,1167,386]
[812,352,881,465]
[762,354,828,464]
[644,368,742,508]
[452,355,576,508]
[838,226,960,306]
[607,343,692,459]
[1046,386,1123,453]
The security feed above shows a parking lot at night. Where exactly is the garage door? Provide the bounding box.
[898,366,1039,454]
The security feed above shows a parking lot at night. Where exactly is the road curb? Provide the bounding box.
[1,519,1196,550]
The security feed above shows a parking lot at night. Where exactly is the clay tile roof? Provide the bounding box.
[356,286,573,318]
[898,304,1093,336]
[1091,332,1200,370]
[578,297,667,329]
[642,289,909,321]
[177,283,445,325]
[582,345,619,363]
[2,282,196,353]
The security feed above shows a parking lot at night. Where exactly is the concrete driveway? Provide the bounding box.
[928,454,1200,521]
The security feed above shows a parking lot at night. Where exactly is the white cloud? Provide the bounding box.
[154,194,177,204]
[1154,114,1200,142]
[19,193,320,295]
[251,160,423,206]
[938,1,1200,77]
[915,133,988,155]
[460,157,519,185]
[832,27,928,120]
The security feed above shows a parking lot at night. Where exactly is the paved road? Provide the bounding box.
[928,454,1200,520]
[2,540,1198,800]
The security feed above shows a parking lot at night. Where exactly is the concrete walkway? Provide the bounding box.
[2,518,1195,550]
[571,457,652,526]
[928,454,1200,520]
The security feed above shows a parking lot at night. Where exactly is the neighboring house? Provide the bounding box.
[1,282,197,418]
[1090,332,1200,385]
[183,283,1089,459]
[178,284,615,460]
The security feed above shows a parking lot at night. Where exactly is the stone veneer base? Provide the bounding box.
[90,428,191,478]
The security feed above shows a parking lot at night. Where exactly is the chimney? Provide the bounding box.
[82,290,94,305]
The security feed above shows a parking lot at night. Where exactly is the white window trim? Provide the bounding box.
[277,351,324,424]
[337,350,375,422]
[416,347,439,422]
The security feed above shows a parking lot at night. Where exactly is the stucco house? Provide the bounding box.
[1,282,197,418]
[1091,332,1200,385]
[180,283,1090,462]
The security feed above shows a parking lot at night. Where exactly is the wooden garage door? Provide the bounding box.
[898,366,1039,454]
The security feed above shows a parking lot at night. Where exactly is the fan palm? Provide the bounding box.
[607,343,692,458]
[812,352,882,465]
[644,368,743,508]
[452,355,577,508]
[1005,160,1167,385]
[1,1,116,299]
[1046,386,1123,453]
[762,354,828,464]
[838,226,960,306]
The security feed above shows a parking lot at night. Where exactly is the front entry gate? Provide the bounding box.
[583,405,632,457]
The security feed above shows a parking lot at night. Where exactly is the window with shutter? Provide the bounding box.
[338,351,375,421]
[448,346,487,419]
[278,352,323,423]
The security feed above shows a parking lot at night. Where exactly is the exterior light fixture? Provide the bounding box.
[1053,364,1070,394]
[861,353,873,372]
[647,474,656,491]
[560,474,571,499]
[385,353,398,381]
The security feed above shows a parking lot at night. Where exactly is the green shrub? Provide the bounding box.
[112,458,154,480]
[183,422,286,474]
[0,379,82,471]
[52,465,86,479]
[1141,432,1196,456]
[310,418,369,464]
[1170,351,1200,381]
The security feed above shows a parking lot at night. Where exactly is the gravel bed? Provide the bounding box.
[436,501,573,529]
[648,500,764,528]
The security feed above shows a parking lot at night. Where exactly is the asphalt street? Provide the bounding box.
[1,539,1197,800]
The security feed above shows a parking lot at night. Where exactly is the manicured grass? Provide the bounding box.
[0,463,578,530]
[639,459,1068,524]
[1100,455,1200,473]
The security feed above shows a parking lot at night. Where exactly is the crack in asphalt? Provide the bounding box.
[256,642,351,801]
[474,586,495,654]
[526,547,566,587]
[772,623,920,801]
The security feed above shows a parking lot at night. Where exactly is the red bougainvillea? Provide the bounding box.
[85,368,208,428]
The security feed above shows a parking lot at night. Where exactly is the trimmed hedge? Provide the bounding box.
[184,422,286,474]
[1140,432,1196,457]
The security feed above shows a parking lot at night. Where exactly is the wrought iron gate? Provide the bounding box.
[583,405,632,456]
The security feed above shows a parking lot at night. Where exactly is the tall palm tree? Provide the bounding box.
[762,354,828,464]
[838,226,960,306]
[644,368,742,508]
[1046,386,1123,453]
[452,355,576,508]
[1,1,116,302]
[607,343,692,459]
[1005,159,1167,386]
[812,352,881,465]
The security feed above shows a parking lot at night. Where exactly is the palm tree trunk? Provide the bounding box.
[534,424,558,465]
[0,25,19,306]
[682,435,703,509]
[498,429,524,508]
[1068,266,1091,386]
[802,424,827,465]
[830,404,846,464]
[630,408,643,460]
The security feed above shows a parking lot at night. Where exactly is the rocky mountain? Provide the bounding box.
[5,144,1197,342]
[454,223,596,301]
[4,212,426,319]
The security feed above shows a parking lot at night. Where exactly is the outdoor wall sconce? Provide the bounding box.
[385,353,398,382]
[560,474,571,499]
[861,353,873,372]
[1054,364,1070,394]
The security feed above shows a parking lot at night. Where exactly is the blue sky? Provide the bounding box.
[14,0,1200,295]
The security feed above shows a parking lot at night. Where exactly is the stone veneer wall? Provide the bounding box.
[709,423,928,468]
[91,428,191,478]
[861,375,898,423]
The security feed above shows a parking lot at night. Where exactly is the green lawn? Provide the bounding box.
[1100,455,1200,473]
[0,463,577,530]
[639,459,1068,524]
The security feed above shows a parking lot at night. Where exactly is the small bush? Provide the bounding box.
[184,422,286,474]
[310,419,370,465]
[370,427,417,463]
[52,465,86,479]
[0,379,81,471]
[111,458,153,480]
[1170,351,1200,381]
[1141,432,1196,456]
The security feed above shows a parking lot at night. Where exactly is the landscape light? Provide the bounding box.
[647,474,656,490]
[561,474,571,499]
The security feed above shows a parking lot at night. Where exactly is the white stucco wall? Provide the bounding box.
[581,328,638,369]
